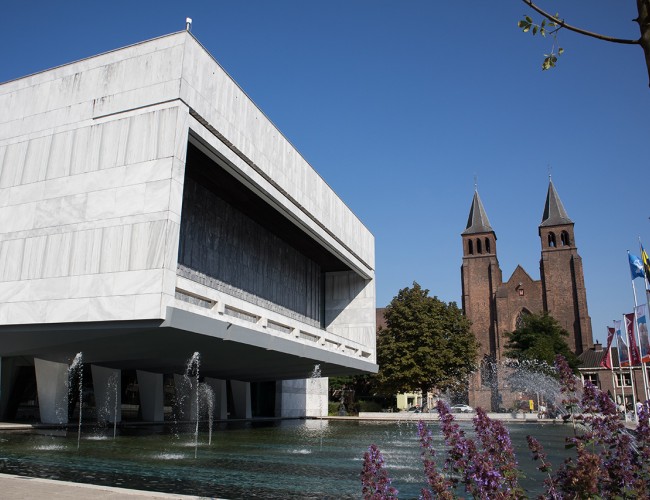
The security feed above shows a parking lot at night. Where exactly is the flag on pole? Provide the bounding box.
[636,304,650,363]
[629,252,645,280]
[616,320,630,367]
[600,326,615,369]
[642,244,650,289]
[625,312,642,366]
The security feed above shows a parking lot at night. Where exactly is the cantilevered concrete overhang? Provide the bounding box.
[0,310,374,380]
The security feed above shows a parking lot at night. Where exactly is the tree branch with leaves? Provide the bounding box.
[518,0,650,87]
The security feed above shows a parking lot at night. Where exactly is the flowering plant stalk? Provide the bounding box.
[534,354,648,498]
[361,443,399,499]
[417,419,454,500]
[362,355,650,498]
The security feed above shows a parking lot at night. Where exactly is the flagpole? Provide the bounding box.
[624,314,639,422]
[609,344,619,408]
[616,326,629,421]
[603,326,619,408]
[631,279,650,402]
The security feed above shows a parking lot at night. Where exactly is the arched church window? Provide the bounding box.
[561,231,570,246]
[548,232,556,248]
[485,238,491,254]
[515,309,531,330]
[468,239,474,255]
[480,355,496,388]
[477,238,482,254]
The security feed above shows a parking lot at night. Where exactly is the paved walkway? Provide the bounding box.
[0,474,210,500]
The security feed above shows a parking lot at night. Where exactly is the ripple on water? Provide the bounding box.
[289,448,311,454]
[34,444,66,451]
[153,452,186,460]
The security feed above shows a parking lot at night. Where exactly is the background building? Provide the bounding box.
[0,31,377,423]
[578,343,646,412]
[461,181,593,410]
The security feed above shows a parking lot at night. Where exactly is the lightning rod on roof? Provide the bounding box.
[186,18,192,32]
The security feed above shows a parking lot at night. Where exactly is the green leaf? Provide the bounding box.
[542,54,558,71]
[558,47,564,56]
[525,16,533,23]
[533,26,538,35]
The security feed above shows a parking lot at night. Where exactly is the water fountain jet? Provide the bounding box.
[68,352,84,450]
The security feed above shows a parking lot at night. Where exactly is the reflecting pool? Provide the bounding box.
[0,419,575,499]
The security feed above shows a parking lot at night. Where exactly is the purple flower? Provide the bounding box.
[361,444,399,499]
[417,420,455,500]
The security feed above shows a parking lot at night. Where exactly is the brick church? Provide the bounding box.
[461,180,593,410]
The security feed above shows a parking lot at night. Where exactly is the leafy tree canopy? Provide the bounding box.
[504,312,580,372]
[376,282,479,398]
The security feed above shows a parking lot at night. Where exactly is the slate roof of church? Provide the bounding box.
[540,180,573,227]
[462,190,493,235]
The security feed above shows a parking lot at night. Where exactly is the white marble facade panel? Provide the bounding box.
[0,36,184,128]
[0,239,25,281]
[0,32,376,358]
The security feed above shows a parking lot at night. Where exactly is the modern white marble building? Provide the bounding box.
[0,31,376,423]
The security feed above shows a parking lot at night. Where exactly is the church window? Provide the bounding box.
[548,232,556,248]
[477,238,482,254]
[468,240,474,255]
[518,288,524,296]
[480,355,496,387]
[515,309,530,330]
[561,231,570,246]
[485,238,491,253]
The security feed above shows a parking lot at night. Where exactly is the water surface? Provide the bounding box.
[0,419,575,499]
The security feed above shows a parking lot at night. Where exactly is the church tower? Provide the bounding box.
[538,180,593,354]
[462,181,594,411]
[461,191,502,408]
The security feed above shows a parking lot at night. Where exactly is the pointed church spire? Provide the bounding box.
[540,180,573,227]
[462,190,493,234]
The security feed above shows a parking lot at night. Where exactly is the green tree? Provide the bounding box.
[376,282,479,399]
[518,0,650,87]
[504,312,580,372]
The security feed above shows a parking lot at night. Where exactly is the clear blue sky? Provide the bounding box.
[2,1,648,344]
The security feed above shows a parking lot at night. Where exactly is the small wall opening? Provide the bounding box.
[561,231,570,246]
[548,232,556,248]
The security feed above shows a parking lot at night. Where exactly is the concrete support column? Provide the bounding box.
[230,380,251,419]
[204,377,227,420]
[280,377,328,418]
[280,379,306,418]
[91,365,121,423]
[306,376,328,417]
[34,358,69,424]
[136,370,164,422]
[173,373,199,421]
